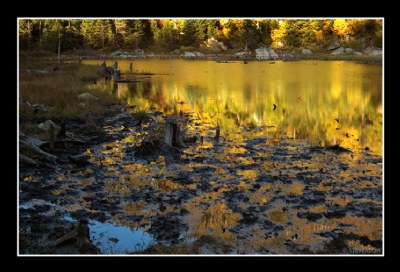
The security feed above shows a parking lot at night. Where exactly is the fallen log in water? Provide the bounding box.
[40,138,86,152]
[19,131,87,166]
[20,69,49,74]
[115,79,143,83]
[19,132,57,163]
[19,154,39,166]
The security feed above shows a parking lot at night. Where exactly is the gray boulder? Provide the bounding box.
[218,42,227,51]
[78,93,99,102]
[110,50,122,57]
[194,51,205,57]
[32,103,54,112]
[171,49,180,55]
[331,47,345,55]
[327,37,341,50]
[235,51,248,57]
[183,52,197,58]
[38,120,61,136]
[201,37,227,51]
[369,49,382,55]
[267,48,279,59]
[302,48,312,55]
[135,49,144,57]
[255,47,269,60]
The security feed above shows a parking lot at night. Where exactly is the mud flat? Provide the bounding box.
[19,105,382,255]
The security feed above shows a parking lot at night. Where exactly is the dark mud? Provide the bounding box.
[19,105,382,255]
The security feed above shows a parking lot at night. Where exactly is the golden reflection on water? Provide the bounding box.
[85,59,382,155]
[186,202,241,240]
[75,59,383,253]
[268,209,289,225]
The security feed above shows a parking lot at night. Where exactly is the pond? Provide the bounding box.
[19,59,382,254]
[85,59,382,155]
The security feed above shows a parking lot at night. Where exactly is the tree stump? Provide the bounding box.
[215,123,220,142]
[164,122,185,147]
[57,121,66,138]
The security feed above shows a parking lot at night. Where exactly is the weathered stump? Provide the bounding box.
[57,121,66,138]
[215,123,220,141]
[164,122,185,147]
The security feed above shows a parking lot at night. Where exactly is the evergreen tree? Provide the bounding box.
[181,19,199,47]
[153,20,179,51]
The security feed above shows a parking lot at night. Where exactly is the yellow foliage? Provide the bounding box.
[333,19,348,36]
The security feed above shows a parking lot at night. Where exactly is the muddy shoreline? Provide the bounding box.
[19,101,382,255]
[30,49,382,65]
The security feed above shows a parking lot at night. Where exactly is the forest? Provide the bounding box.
[18,19,383,53]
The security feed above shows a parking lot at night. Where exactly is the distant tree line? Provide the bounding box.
[18,19,382,53]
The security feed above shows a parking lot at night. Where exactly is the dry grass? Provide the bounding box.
[19,56,118,120]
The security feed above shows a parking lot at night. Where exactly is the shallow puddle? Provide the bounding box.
[64,216,155,254]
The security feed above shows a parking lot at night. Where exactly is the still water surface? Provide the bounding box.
[86,59,382,155]
[75,59,383,254]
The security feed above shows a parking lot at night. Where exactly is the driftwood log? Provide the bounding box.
[19,132,86,166]
[40,138,86,150]
[19,154,39,166]
[21,69,49,74]
[19,132,57,163]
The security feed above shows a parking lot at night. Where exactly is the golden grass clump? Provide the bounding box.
[19,58,117,120]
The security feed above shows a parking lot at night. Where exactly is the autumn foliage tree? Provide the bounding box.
[18,18,383,53]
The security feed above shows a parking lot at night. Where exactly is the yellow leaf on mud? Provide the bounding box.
[52,190,61,196]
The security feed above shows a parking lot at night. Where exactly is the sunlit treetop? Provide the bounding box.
[19,19,382,52]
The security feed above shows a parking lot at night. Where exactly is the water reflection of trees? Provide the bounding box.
[193,203,241,239]
[116,60,381,154]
